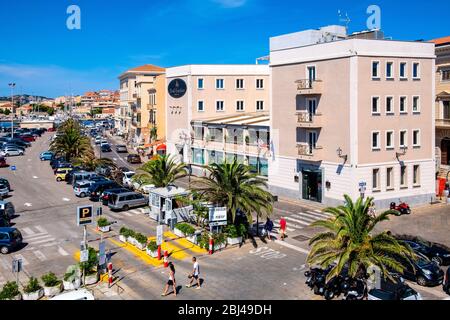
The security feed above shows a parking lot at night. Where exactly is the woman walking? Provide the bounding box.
[161,262,177,297]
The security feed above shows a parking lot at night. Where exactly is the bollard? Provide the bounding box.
[209,237,214,255]
[163,250,169,267]
[157,245,162,260]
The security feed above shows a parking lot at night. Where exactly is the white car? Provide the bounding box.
[122,171,135,187]
[100,140,108,147]
[94,136,102,144]
[50,289,95,300]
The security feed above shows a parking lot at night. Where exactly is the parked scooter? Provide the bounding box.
[390,201,411,215]
[342,278,367,300]
[305,266,333,295]
[323,275,349,300]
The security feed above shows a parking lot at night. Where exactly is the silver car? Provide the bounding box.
[1,146,24,157]
[108,192,148,211]
[0,183,9,197]
[73,180,95,198]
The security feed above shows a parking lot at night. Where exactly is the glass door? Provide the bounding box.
[308,131,317,154]
[307,99,317,121]
[308,66,316,86]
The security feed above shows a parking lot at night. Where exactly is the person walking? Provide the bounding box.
[264,217,274,241]
[161,262,177,297]
[279,217,287,241]
[186,257,201,289]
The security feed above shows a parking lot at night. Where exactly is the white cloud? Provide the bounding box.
[212,0,247,8]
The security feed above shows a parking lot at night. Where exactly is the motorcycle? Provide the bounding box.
[390,201,411,215]
[305,267,331,295]
[343,278,367,300]
[323,275,349,300]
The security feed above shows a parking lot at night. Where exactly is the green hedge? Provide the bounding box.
[0,282,20,300]
[175,223,196,236]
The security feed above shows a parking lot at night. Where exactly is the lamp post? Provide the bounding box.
[8,83,16,138]
[336,147,348,163]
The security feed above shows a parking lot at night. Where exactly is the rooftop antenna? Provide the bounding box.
[338,10,351,34]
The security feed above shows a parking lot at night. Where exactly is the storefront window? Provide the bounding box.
[193,126,204,140]
[192,148,205,165]
[227,128,243,144]
[226,153,244,163]
[247,157,269,177]
[208,127,223,142]
[208,150,224,164]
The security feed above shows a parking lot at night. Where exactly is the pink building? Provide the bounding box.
[269,28,436,207]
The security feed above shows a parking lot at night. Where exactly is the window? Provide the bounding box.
[372,168,380,191]
[193,126,204,140]
[307,66,316,81]
[192,148,205,165]
[236,79,244,89]
[400,96,407,113]
[412,63,420,79]
[216,79,224,89]
[197,100,204,112]
[412,96,420,113]
[256,101,264,111]
[236,100,244,112]
[372,97,380,114]
[386,131,394,149]
[400,62,407,79]
[372,131,380,150]
[386,96,394,114]
[413,165,420,186]
[208,127,223,142]
[256,79,264,89]
[208,150,224,164]
[400,166,407,188]
[216,101,224,112]
[198,78,204,89]
[442,69,450,82]
[400,130,407,147]
[372,61,380,79]
[386,62,394,79]
[386,167,394,190]
[413,130,420,147]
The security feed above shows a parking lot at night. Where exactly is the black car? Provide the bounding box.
[100,187,131,205]
[401,239,450,266]
[0,178,11,192]
[101,144,112,152]
[443,267,450,295]
[397,253,444,287]
[127,154,142,164]
[50,156,66,168]
[88,181,121,201]
[5,138,30,148]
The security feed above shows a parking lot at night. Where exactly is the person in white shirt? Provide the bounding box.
[186,257,201,289]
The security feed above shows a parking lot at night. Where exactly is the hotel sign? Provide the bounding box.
[168,79,187,98]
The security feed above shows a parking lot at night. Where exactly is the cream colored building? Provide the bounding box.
[269,27,436,207]
[118,65,166,147]
[166,65,270,176]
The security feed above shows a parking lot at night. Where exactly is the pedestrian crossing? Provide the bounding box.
[273,209,333,234]
[107,208,145,219]
[22,225,57,248]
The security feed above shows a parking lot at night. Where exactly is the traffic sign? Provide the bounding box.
[359,181,367,187]
[209,221,227,227]
[156,225,163,245]
[77,205,94,226]
[10,165,16,171]
[80,249,89,262]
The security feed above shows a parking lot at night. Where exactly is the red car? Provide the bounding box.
[0,157,7,167]
[19,135,35,142]
[47,127,55,132]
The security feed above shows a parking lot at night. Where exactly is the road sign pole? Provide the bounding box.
[83,225,87,288]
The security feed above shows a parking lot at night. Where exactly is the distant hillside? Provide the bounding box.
[0,94,53,102]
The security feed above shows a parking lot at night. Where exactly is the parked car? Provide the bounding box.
[0,178,11,191]
[400,238,450,266]
[95,136,102,144]
[101,144,111,153]
[5,138,30,148]
[95,165,112,177]
[127,154,142,164]
[396,253,445,287]
[1,143,25,152]
[18,135,35,142]
[40,151,54,161]
[74,180,96,198]
[116,145,128,153]
[443,267,450,295]
[50,156,66,168]
[0,157,7,168]
[55,168,73,182]
[0,201,15,219]
[122,171,135,188]
[100,188,131,206]
[108,191,148,211]
[1,146,24,157]
[69,171,98,186]
[53,162,73,174]
[50,288,95,300]
[0,227,23,254]
[368,276,422,300]
[88,181,121,201]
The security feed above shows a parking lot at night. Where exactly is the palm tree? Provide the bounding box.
[307,195,416,282]
[132,155,187,188]
[73,154,116,172]
[192,160,273,224]
[50,119,92,161]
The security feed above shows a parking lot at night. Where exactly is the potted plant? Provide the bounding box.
[174,223,196,238]
[134,233,148,250]
[225,225,243,246]
[97,217,111,233]
[63,265,81,290]
[80,247,99,285]
[22,277,44,300]
[127,229,137,246]
[146,240,158,258]
[41,272,62,297]
[0,281,21,300]
[119,227,129,243]
[213,232,227,251]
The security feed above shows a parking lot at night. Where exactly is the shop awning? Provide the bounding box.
[156,144,166,151]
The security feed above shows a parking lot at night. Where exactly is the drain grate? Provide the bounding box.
[293,235,311,242]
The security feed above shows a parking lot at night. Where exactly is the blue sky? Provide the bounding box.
[0,0,448,97]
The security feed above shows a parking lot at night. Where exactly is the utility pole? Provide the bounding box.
[8,83,16,138]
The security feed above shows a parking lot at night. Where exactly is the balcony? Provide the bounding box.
[295,79,323,95]
[297,111,323,128]
[297,143,324,161]
[436,119,450,129]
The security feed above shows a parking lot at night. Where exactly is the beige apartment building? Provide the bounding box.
[165,65,270,176]
[269,27,436,207]
[118,65,166,148]
[432,37,450,170]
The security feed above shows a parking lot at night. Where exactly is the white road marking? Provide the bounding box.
[307,210,332,218]
[22,227,35,235]
[274,240,310,255]
[14,254,29,266]
[284,216,311,226]
[24,234,51,242]
[30,237,56,245]
[42,242,59,248]
[24,203,32,207]
[124,212,133,217]
[113,158,117,161]
[35,225,47,234]
[62,198,70,202]
[291,213,318,223]
[58,247,69,256]
[32,176,38,179]
[273,223,297,232]
[33,250,47,261]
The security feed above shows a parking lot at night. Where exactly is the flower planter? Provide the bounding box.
[146,249,158,258]
[13,293,22,300]
[127,237,137,246]
[119,235,127,243]
[44,283,62,297]
[135,242,146,251]
[99,225,111,233]
[187,235,199,245]
[173,228,185,238]
[83,273,99,285]
[227,237,242,246]
[22,289,44,301]
[214,243,226,251]
[63,278,81,291]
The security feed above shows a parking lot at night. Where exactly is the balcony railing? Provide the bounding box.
[436,119,450,128]
[295,79,323,94]
[297,143,324,160]
[297,111,323,128]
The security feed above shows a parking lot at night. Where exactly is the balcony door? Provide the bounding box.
[307,131,317,154]
[307,66,316,82]
[444,101,450,120]
[307,99,317,121]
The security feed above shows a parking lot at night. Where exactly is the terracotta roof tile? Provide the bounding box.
[431,36,450,46]
[129,64,165,73]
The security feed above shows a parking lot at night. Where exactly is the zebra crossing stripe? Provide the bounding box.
[24,233,50,241]
[33,250,47,261]
[124,212,133,217]
[284,216,311,226]
[307,210,332,218]
[58,247,69,256]
[30,237,56,245]
[292,213,318,223]
[273,223,296,232]
[14,254,29,266]
[35,225,47,234]
[22,227,35,235]
[297,212,327,221]
[274,240,309,255]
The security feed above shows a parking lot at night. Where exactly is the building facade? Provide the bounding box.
[165,65,270,176]
[432,37,450,171]
[269,30,436,207]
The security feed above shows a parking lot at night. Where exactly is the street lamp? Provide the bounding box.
[336,147,348,163]
[8,83,16,138]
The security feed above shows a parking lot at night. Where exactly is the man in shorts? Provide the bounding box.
[186,257,201,289]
